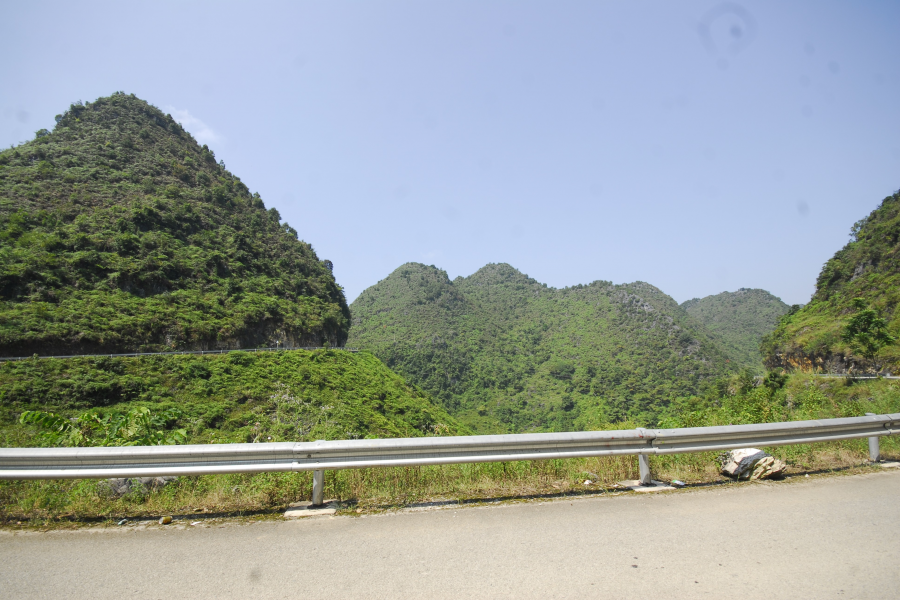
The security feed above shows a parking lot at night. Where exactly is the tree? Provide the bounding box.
[841,298,896,366]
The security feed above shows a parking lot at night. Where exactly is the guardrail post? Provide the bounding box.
[638,454,652,485]
[312,469,325,506]
[865,413,881,462]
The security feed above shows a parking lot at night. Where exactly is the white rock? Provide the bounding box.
[720,448,786,480]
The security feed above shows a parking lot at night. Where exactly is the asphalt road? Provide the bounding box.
[2,470,899,599]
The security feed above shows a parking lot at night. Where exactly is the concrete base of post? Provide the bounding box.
[619,454,674,491]
[618,479,676,493]
[284,500,337,518]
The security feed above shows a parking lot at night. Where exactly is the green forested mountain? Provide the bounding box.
[0,93,348,355]
[764,190,900,373]
[348,262,735,433]
[682,289,789,370]
[0,93,464,448]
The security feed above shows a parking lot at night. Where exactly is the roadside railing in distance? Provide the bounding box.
[0,347,360,362]
[2,413,897,506]
[812,374,899,379]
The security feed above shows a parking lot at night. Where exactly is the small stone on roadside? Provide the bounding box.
[356,508,363,513]
[159,516,173,525]
[583,480,593,485]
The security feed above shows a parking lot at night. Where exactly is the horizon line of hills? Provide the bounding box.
[1,92,897,435]
[350,262,795,368]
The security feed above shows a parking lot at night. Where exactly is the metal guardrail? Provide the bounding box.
[812,374,898,379]
[0,346,360,362]
[2,414,897,489]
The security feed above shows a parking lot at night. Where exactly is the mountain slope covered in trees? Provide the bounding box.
[682,289,790,370]
[348,263,735,433]
[1,349,467,447]
[0,93,348,355]
[0,93,466,449]
[764,190,900,373]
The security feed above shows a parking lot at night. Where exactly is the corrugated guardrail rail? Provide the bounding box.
[2,414,897,481]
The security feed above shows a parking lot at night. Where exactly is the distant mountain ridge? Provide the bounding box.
[682,288,790,369]
[348,262,735,433]
[0,93,349,355]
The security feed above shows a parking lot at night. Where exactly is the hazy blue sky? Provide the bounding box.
[2,1,898,305]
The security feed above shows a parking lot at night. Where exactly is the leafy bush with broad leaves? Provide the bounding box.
[19,406,186,447]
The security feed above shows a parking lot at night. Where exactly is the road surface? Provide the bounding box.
[2,470,899,599]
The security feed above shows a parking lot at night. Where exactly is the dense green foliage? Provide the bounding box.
[0,350,466,448]
[656,370,900,429]
[20,406,187,447]
[764,190,900,373]
[682,288,789,370]
[842,297,897,362]
[0,92,348,355]
[0,93,468,454]
[348,263,735,433]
